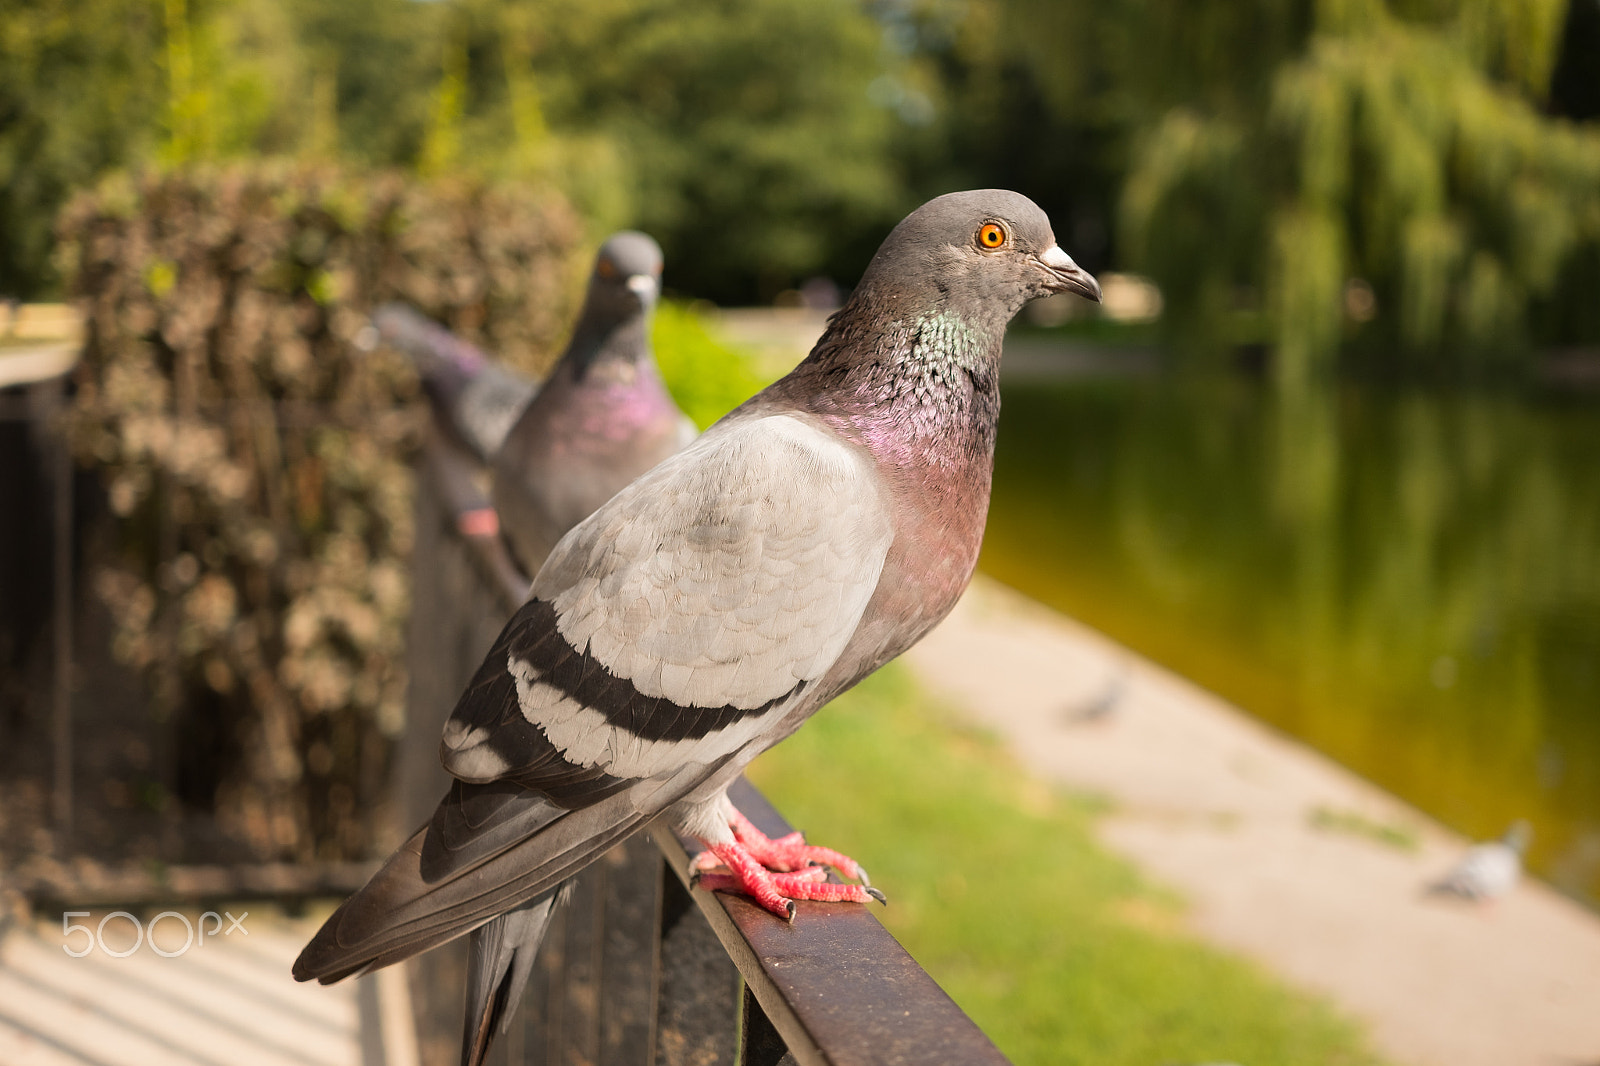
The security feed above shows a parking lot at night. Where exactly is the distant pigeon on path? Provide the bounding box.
[372,302,538,463]
[1061,665,1128,726]
[1429,820,1532,901]
[295,190,1101,1066]
[491,231,697,576]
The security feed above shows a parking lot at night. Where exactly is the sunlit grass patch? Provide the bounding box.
[653,300,774,429]
[749,664,1390,1066]
[1308,805,1422,852]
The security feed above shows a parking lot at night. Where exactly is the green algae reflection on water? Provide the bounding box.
[982,372,1600,905]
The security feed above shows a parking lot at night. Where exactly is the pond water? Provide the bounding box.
[981,363,1600,906]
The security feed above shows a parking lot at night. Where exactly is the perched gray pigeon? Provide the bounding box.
[372,303,538,462]
[294,190,1101,1066]
[491,231,698,576]
[1428,820,1532,901]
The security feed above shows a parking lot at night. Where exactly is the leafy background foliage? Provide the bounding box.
[5,0,1596,366]
[58,166,581,858]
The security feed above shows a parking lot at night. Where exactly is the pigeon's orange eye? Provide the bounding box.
[976,223,1006,250]
[596,258,618,279]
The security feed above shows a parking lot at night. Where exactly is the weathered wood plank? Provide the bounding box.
[598,837,662,1066]
[12,861,378,909]
[654,871,740,1066]
[653,780,1013,1066]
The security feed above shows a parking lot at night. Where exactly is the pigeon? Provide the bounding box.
[372,302,538,463]
[294,190,1101,1066]
[490,231,698,576]
[1428,820,1532,901]
[375,231,695,577]
[1061,666,1128,726]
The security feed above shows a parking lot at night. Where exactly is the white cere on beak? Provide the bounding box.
[626,274,658,298]
[1037,244,1080,273]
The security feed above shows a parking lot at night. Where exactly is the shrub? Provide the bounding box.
[59,164,582,859]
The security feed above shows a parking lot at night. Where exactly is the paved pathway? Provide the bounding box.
[905,576,1600,1066]
[0,904,417,1066]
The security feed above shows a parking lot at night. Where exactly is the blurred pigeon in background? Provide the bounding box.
[372,302,537,462]
[295,190,1101,1066]
[1429,820,1532,901]
[375,231,696,578]
[1061,666,1128,726]
[491,230,697,576]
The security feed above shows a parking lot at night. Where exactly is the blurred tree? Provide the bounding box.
[876,0,1122,275]
[878,0,1310,356]
[1106,0,1600,375]
[0,0,165,297]
[470,0,910,301]
[157,0,309,164]
[2,0,914,304]
[5,0,1596,349]
[1550,0,1600,122]
[896,0,1600,372]
[282,0,441,166]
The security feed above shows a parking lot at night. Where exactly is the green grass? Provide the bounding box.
[748,665,1390,1066]
[653,300,775,429]
[1307,806,1422,853]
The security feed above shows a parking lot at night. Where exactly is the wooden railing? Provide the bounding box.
[402,435,1012,1066]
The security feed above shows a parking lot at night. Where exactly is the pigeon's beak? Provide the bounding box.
[626,274,659,303]
[1035,245,1101,303]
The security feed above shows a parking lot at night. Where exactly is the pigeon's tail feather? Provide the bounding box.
[462,887,565,1066]
[1425,874,1477,900]
[292,791,647,986]
[374,303,489,386]
[292,825,488,984]
[372,303,536,459]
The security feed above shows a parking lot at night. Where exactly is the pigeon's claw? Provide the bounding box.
[701,841,879,919]
[691,807,881,918]
[728,809,871,884]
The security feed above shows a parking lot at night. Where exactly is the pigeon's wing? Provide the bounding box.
[455,364,538,459]
[442,412,896,797]
[1433,843,1519,900]
[374,303,538,459]
[461,891,561,1066]
[294,413,894,983]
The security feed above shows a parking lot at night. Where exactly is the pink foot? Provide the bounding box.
[456,506,500,538]
[697,841,884,920]
[691,808,883,920]
[693,865,827,894]
[692,810,872,882]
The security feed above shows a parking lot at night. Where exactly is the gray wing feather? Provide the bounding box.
[455,365,539,459]
[462,891,560,1066]
[293,787,652,983]
[445,413,894,788]
[373,303,538,460]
